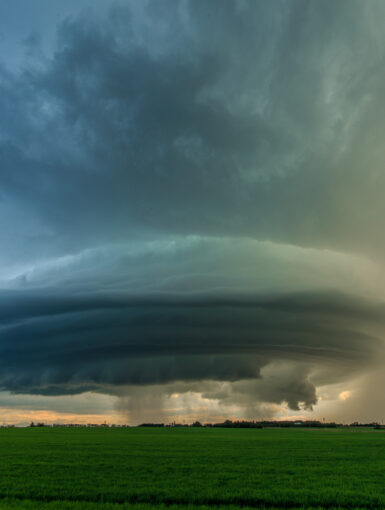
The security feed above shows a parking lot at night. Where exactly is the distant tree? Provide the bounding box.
[138,423,164,427]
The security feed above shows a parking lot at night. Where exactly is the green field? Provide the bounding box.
[0,427,383,509]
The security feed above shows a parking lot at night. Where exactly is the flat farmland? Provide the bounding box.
[0,427,383,509]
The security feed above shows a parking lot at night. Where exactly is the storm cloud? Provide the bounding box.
[1,0,385,421]
[2,0,385,263]
[0,284,384,412]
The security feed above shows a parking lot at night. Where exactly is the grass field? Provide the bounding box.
[0,427,383,509]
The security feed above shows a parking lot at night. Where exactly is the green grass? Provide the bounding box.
[0,427,383,509]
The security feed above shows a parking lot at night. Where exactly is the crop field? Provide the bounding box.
[0,427,383,509]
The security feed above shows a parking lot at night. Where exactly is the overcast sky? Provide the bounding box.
[1,0,385,425]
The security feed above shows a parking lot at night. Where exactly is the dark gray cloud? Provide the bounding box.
[1,0,385,418]
[201,365,318,412]
[0,288,383,411]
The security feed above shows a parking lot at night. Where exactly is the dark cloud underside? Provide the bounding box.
[0,289,383,410]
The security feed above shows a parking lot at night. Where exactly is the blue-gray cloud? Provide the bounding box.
[1,0,385,415]
[0,287,383,411]
[1,0,385,265]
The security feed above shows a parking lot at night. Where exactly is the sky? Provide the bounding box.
[1,0,385,425]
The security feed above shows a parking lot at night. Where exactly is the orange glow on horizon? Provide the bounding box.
[0,408,127,426]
